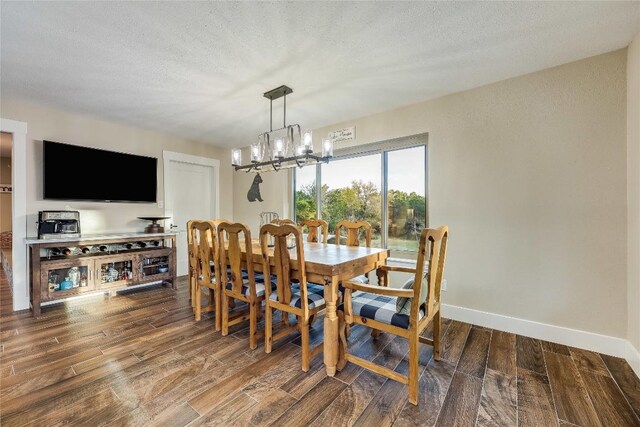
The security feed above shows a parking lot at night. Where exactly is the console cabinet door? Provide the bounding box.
[93,254,136,290]
[137,248,174,282]
[40,259,94,302]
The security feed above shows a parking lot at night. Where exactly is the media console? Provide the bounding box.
[26,232,177,317]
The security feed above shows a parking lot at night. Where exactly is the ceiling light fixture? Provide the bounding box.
[231,85,333,173]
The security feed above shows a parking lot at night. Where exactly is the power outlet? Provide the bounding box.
[442,279,448,292]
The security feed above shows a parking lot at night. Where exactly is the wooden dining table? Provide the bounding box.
[238,240,390,376]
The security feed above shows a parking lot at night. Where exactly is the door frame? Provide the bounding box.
[1,118,28,311]
[163,151,220,275]
[163,151,220,222]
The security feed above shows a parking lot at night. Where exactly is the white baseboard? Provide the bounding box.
[442,304,628,359]
[626,341,640,378]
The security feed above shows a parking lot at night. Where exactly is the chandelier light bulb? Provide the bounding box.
[322,138,334,158]
[274,138,284,158]
[231,149,242,166]
[251,143,262,162]
[302,131,312,147]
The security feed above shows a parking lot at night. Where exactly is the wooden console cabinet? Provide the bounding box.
[26,232,177,317]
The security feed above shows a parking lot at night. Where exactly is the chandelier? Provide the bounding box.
[231,85,334,172]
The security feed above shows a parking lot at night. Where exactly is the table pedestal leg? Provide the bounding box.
[324,275,339,376]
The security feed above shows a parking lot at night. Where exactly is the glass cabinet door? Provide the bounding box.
[96,257,135,287]
[40,260,93,301]
[138,249,172,280]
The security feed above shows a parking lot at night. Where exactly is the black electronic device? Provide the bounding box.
[43,140,157,203]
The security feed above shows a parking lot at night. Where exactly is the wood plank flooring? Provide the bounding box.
[1,266,639,426]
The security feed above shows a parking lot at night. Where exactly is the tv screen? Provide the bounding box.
[43,140,157,203]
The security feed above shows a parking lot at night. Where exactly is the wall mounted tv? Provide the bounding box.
[43,140,158,203]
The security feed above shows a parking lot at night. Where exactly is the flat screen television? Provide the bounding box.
[43,140,157,203]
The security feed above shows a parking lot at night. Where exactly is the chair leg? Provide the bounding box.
[265,304,273,354]
[221,293,229,336]
[301,320,310,372]
[433,310,441,361]
[190,275,195,308]
[195,284,202,321]
[249,300,258,350]
[214,288,221,332]
[371,329,380,338]
[338,312,348,370]
[409,331,419,405]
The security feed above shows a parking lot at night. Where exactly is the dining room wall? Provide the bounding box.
[235,48,628,339]
[627,32,640,368]
[0,98,234,237]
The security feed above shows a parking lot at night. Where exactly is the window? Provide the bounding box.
[294,135,427,253]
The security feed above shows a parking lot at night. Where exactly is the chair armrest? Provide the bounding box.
[378,265,417,274]
[342,281,414,298]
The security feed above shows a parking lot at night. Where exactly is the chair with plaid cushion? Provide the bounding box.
[218,221,272,350]
[337,226,448,405]
[260,223,325,371]
[188,220,224,327]
[188,219,228,315]
[301,219,329,244]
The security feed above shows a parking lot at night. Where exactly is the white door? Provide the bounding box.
[164,152,219,276]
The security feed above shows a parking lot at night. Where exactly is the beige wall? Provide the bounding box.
[235,49,628,338]
[0,153,11,232]
[628,33,640,353]
[0,99,233,237]
[233,166,292,234]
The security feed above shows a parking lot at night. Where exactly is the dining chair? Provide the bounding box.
[188,220,223,328]
[335,220,372,284]
[260,223,325,371]
[187,219,197,307]
[337,226,448,405]
[218,221,270,350]
[301,219,328,244]
[271,218,297,226]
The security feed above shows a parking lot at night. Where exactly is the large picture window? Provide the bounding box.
[294,136,427,253]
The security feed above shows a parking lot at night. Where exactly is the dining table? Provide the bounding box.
[237,239,390,376]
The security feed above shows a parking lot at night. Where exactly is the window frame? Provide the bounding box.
[293,133,428,256]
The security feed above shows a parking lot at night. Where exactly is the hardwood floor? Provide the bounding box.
[1,266,639,426]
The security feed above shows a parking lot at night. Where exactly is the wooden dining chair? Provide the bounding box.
[335,220,372,284]
[301,219,328,244]
[271,218,297,226]
[188,220,223,328]
[187,219,198,307]
[188,219,227,311]
[337,226,448,405]
[218,221,271,350]
[260,223,325,371]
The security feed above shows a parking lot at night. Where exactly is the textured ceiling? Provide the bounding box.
[1,1,639,148]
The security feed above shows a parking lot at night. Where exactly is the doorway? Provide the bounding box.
[0,118,27,311]
[163,151,219,276]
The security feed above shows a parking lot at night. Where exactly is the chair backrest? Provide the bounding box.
[272,218,297,226]
[301,219,328,244]
[187,220,220,286]
[217,222,257,297]
[259,211,279,227]
[335,220,372,247]
[187,220,197,279]
[259,223,309,317]
[411,226,449,319]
